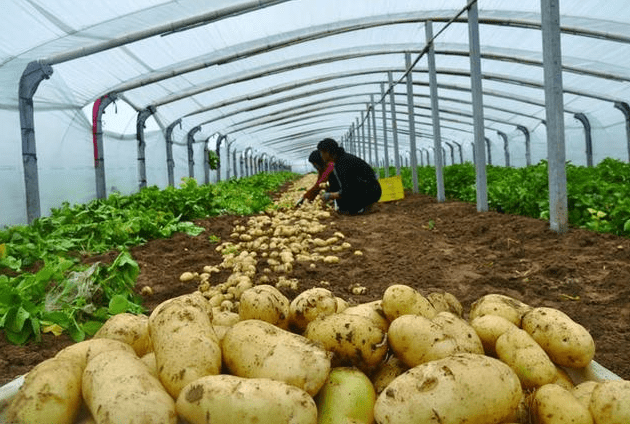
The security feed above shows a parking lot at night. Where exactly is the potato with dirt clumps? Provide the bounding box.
[427,291,463,317]
[82,349,176,424]
[371,355,409,395]
[176,375,317,424]
[381,284,437,321]
[387,314,459,367]
[148,293,221,398]
[589,380,630,424]
[304,313,388,372]
[432,311,484,354]
[495,328,558,389]
[341,300,389,332]
[315,367,376,424]
[374,353,523,424]
[93,312,152,356]
[468,293,532,326]
[5,357,83,424]
[521,307,595,368]
[470,314,518,356]
[289,287,338,331]
[533,383,593,424]
[239,284,290,329]
[222,319,331,396]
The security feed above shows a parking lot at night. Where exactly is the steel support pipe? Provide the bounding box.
[405,52,419,193]
[165,119,181,187]
[187,126,201,178]
[516,125,531,166]
[613,101,630,162]
[574,113,593,167]
[497,130,510,167]
[93,93,117,199]
[380,82,390,177]
[388,71,401,175]
[136,106,156,190]
[426,20,445,202]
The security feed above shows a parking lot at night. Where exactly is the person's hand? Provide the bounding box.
[322,192,332,201]
[303,188,318,201]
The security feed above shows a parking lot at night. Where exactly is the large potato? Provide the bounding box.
[82,349,176,424]
[589,380,630,424]
[427,291,463,317]
[521,307,595,368]
[55,338,136,369]
[148,293,221,398]
[495,328,558,389]
[239,284,290,329]
[315,367,376,424]
[304,313,388,372]
[387,314,459,367]
[371,355,409,395]
[222,319,331,396]
[176,375,317,424]
[289,287,338,331]
[341,300,389,332]
[468,293,532,326]
[5,357,83,424]
[533,383,593,424]
[374,353,523,424]
[470,314,518,356]
[93,312,152,356]
[572,381,599,410]
[432,311,484,354]
[381,284,437,321]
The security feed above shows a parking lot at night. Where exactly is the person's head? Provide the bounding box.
[317,138,343,163]
[308,149,325,172]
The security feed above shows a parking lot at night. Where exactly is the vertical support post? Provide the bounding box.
[405,52,419,194]
[203,140,210,185]
[467,1,488,212]
[388,72,401,175]
[485,137,493,165]
[92,93,117,199]
[426,20,445,202]
[380,83,390,177]
[370,94,379,176]
[573,113,593,167]
[165,119,181,186]
[613,101,630,162]
[366,105,373,165]
[233,149,238,178]
[445,142,455,165]
[541,0,568,233]
[19,61,53,223]
[516,125,531,166]
[187,126,201,179]
[244,147,253,177]
[136,106,155,190]
[360,114,366,160]
[497,130,509,167]
[453,141,464,164]
[215,134,226,182]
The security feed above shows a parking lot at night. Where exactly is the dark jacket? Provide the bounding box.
[329,151,381,213]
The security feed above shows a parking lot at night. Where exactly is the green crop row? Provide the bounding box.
[0,172,298,344]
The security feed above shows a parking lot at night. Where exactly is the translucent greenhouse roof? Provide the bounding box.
[2,0,630,226]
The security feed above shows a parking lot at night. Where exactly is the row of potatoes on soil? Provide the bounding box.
[6,284,630,424]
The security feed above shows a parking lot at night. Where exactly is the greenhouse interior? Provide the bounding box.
[1,1,630,423]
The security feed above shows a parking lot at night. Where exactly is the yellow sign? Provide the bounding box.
[378,175,405,202]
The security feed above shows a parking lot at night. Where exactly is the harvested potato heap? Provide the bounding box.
[6,176,630,424]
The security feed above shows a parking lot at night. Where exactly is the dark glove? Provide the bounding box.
[322,192,332,201]
[303,187,318,201]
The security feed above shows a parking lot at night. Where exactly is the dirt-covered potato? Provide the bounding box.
[381,284,437,321]
[176,375,317,424]
[373,353,523,424]
[370,355,409,395]
[315,367,376,424]
[470,314,519,356]
[55,338,136,369]
[427,291,463,317]
[211,309,240,327]
[387,314,459,367]
[533,383,593,424]
[589,380,630,424]
[5,357,83,424]
[222,319,331,396]
[148,293,221,398]
[304,313,388,372]
[289,287,338,332]
[93,312,152,357]
[82,349,176,424]
[432,311,484,354]
[521,307,595,368]
[572,381,599,410]
[468,293,532,326]
[238,284,290,329]
[495,328,558,389]
[341,300,389,332]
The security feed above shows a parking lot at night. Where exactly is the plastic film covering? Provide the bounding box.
[1,0,630,225]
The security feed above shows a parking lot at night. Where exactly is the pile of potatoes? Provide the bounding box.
[5,176,630,424]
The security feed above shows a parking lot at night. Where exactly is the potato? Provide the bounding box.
[82,349,176,424]
[93,312,152,357]
[433,311,484,354]
[289,287,338,331]
[304,313,388,372]
[381,284,437,321]
[148,293,221,398]
[315,367,376,424]
[140,352,158,378]
[470,314,518,356]
[572,381,599,410]
[468,293,532,326]
[533,384,593,424]
[238,284,290,329]
[496,328,558,389]
[342,300,389,332]
[387,314,459,367]
[222,319,331,396]
[371,355,408,395]
[211,309,240,327]
[521,307,595,368]
[427,291,463,317]
[5,357,83,424]
[374,353,523,424]
[55,338,136,369]
[335,296,349,312]
[552,365,575,390]
[176,375,317,424]
[589,380,630,424]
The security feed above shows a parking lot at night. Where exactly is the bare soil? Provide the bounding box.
[1,189,629,386]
